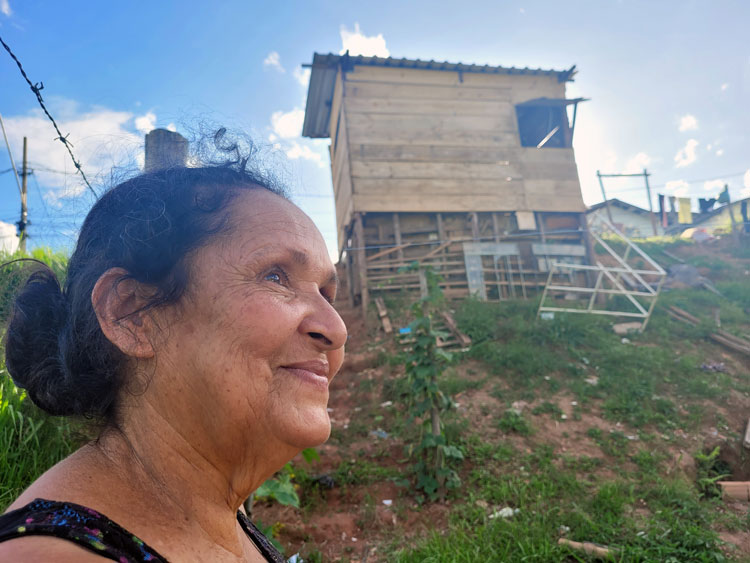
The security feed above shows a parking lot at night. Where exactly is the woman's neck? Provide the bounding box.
[90,399,294,557]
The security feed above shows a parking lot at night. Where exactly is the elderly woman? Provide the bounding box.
[0,157,347,561]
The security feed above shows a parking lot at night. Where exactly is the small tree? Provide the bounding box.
[400,263,463,501]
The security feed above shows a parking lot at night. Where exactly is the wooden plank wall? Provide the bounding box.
[332,66,586,232]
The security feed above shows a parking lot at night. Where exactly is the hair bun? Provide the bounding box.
[4,267,76,415]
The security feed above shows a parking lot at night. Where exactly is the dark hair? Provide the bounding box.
[4,147,287,422]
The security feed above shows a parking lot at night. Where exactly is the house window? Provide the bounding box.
[515,97,586,149]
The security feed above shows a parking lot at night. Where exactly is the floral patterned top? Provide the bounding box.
[0,498,286,562]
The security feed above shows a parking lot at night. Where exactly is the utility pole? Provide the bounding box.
[642,169,658,236]
[597,170,658,235]
[596,170,614,225]
[19,137,28,253]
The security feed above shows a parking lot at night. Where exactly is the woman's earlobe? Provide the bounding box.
[92,268,155,359]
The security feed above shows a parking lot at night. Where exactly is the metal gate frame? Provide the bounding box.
[536,216,666,331]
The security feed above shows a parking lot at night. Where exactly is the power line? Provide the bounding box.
[0,35,97,198]
[601,170,747,194]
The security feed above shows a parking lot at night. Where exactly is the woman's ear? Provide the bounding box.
[92,268,156,359]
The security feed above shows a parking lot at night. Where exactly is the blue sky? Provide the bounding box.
[1,0,749,256]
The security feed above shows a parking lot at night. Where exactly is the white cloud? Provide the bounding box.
[622,152,650,174]
[744,169,750,189]
[678,114,698,132]
[1,99,144,204]
[339,23,390,57]
[703,179,724,192]
[715,148,724,156]
[134,111,157,134]
[665,180,689,197]
[741,188,750,198]
[293,66,311,88]
[0,221,19,254]
[721,83,729,91]
[267,107,327,167]
[270,108,304,139]
[285,142,325,168]
[1,0,11,16]
[674,139,698,168]
[263,51,285,73]
[166,123,177,132]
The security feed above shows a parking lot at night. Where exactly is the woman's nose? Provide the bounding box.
[301,295,348,350]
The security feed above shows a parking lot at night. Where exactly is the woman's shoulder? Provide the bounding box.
[0,534,109,562]
[0,497,167,562]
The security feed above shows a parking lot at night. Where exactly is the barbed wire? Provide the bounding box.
[0,35,97,198]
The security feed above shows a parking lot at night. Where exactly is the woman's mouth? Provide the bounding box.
[280,360,330,390]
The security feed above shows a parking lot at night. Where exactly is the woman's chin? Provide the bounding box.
[285,412,332,450]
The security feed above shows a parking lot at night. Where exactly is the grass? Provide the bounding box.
[0,249,77,511]
[394,259,747,560]
[0,370,78,510]
[391,456,729,562]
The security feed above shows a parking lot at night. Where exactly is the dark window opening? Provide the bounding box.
[516,105,568,148]
[515,97,587,149]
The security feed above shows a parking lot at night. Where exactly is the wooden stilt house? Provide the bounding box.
[302,53,591,317]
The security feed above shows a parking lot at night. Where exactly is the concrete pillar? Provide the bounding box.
[144,129,188,171]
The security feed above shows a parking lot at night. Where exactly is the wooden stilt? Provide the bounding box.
[392,213,404,261]
[354,213,369,323]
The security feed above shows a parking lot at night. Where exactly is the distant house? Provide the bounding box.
[302,52,591,311]
[686,198,750,235]
[586,199,663,238]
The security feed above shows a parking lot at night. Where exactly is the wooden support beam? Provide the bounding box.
[717,481,750,501]
[439,311,471,347]
[346,250,355,307]
[492,212,501,243]
[437,213,446,242]
[374,296,393,334]
[366,243,410,262]
[558,538,615,560]
[421,239,453,260]
[469,212,480,241]
[392,213,404,261]
[354,213,369,323]
[668,306,750,355]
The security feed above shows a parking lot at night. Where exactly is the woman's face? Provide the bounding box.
[145,189,347,469]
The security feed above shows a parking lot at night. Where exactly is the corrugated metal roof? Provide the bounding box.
[302,52,577,138]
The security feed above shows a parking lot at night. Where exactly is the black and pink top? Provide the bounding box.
[0,498,286,562]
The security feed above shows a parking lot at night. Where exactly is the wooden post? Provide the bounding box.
[579,213,597,288]
[19,137,29,253]
[436,213,446,242]
[346,248,355,307]
[392,213,404,261]
[536,212,546,243]
[470,212,480,241]
[643,169,658,236]
[596,171,614,225]
[354,213,369,323]
[492,213,501,243]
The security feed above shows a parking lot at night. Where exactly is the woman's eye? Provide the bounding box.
[264,271,285,285]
